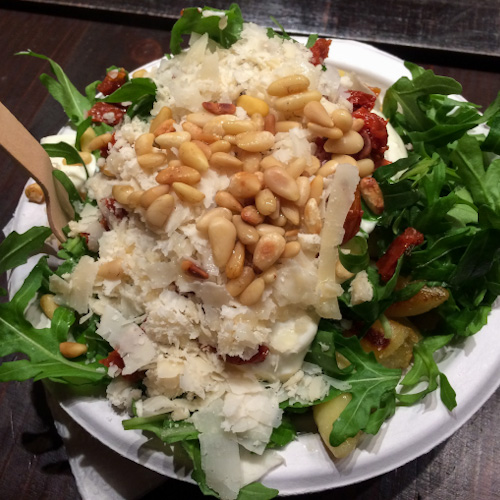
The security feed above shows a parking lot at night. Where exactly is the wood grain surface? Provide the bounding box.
[0,6,499,500]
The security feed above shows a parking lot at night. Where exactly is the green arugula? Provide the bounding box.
[123,414,199,443]
[170,4,244,55]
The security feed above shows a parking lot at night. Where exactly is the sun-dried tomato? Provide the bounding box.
[100,132,116,159]
[363,327,391,351]
[309,38,332,66]
[352,107,388,166]
[97,68,127,96]
[376,227,424,282]
[88,102,125,126]
[202,102,236,115]
[342,187,363,244]
[226,345,270,365]
[347,90,377,112]
[99,349,125,369]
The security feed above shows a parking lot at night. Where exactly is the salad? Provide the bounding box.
[1,4,500,500]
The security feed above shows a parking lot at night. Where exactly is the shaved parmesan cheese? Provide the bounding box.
[315,163,359,319]
[349,270,374,305]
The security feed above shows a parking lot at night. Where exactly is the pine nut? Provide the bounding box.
[60,342,88,359]
[215,191,243,212]
[324,130,364,155]
[209,152,243,170]
[223,134,238,145]
[274,90,322,113]
[233,215,260,245]
[153,118,176,137]
[307,122,344,140]
[280,200,300,226]
[203,114,236,136]
[256,224,285,236]
[98,258,124,280]
[267,74,310,97]
[255,188,277,215]
[156,165,201,185]
[304,156,321,176]
[268,197,281,220]
[304,101,334,127]
[182,121,203,140]
[336,259,355,283]
[282,241,301,258]
[87,133,112,152]
[260,155,283,170]
[254,171,264,188]
[112,184,135,205]
[261,266,278,284]
[304,198,322,234]
[225,241,245,279]
[25,183,45,203]
[155,131,191,149]
[226,266,255,297]
[208,217,237,268]
[241,205,265,226]
[80,127,96,152]
[285,229,299,240]
[196,207,233,233]
[275,121,302,133]
[352,118,365,132]
[296,176,311,207]
[209,139,232,154]
[318,160,338,177]
[251,113,265,131]
[263,166,300,201]
[40,294,58,319]
[237,95,270,116]
[359,176,385,215]
[309,175,324,204]
[264,113,276,134]
[222,120,256,135]
[238,277,265,306]
[137,152,168,171]
[79,151,93,165]
[135,133,155,156]
[272,211,288,227]
[150,106,173,134]
[181,259,209,279]
[178,141,209,172]
[357,158,375,178]
[236,131,275,153]
[332,108,353,132]
[197,132,220,144]
[191,140,212,160]
[228,172,261,198]
[145,193,175,228]
[253,233,286,271]
[240,151,262,173]
[132,69,147,78]
[287,157,307,178]
[172,182,205,204]
[127,190,144,208]
[140,184,171,209]
[186,112,214,128]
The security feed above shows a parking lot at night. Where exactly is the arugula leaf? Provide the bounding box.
[170,4,244,55]
[266,414,296,448]
[43,142,89,179]
[0,227,52,275]
[237,483,279,500]
[100,77,156,104]
[338,236,370,273]
[0,259,106,384]
[266,16,293,41]
[52,169,84,215]
[123,414,199,443]
[305,34,319,48]
[180,440,219,497]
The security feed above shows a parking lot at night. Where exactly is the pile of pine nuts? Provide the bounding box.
[100,73,376,306]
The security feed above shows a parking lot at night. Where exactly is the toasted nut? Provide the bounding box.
[260,155,284,170]
[324,130,364,155]
[181,259,209,279]
[182,121,203,140]
[98,258,125,280]
[145,193,175,228]
[264,167,300,201]
[222,119,256,135]
[241,205,265,226]
[210,152,243,170]
[385,286,450,317]
[156,165,201,185]
[40,294,58,319]
[87,132,112,153]
[253,233,286,271]
[150,106,173,133]
[332,108,353,132]
[203,114,236,136]
[80,126,97,152]
[255,188,277,216]
[132,69,147,78]
[127,190,144,208]
[261,266,278,284]
[285,229,299,240]
[359,177,384,215]
[208,217,237,268]
[251,113,265,131]
[190,140,211,160]
[186,112,214,127]
[296,177,311,207]
[226,241,245,279]
[228,172,262,199]
[236,131,275,153]
[137,152,168,171]
[238,277,265,305]
[272,211,287,227]
[79,151,93,165]
[304,101,334,127]
[153,118,176,137]
[223,134,238,145]
[275,120,302,133]
[267,74,310,97]
[178,141,209,172]
[304,198,322,234]
[140,185,171,208]
[304,156,321,176]
[274,90,322,113]
[203,102,236,115]
[336,259,354,283]
[280,199,300,226]
[268,197,281,220]
[209,139,232,154]
[318,155,357,179]
[233,215,260,245]
[172,182,205,204]
[25,183,45,204]
[309,175,324,204]
[196,207,233,233]
[112,185,135,205]
[237,95,270,116]
[226,266,255,297]
[352,118,365,132]
[135,133,155,156]
[264,113,276,135]
[60,342,88,359]
[307,122,344,140]
[357,158,375,178]
[287,157,307,179]
[256,223,285,236]
[240,151,262,173]
[215,191,243,212]
[155,131,191,149]
[282,241,301,258]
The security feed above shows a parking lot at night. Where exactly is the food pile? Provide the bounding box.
[1,5,500,500]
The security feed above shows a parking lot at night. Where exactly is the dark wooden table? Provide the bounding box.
[1,4,499,500]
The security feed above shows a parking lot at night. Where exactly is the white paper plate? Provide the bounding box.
[6,38,500,496]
